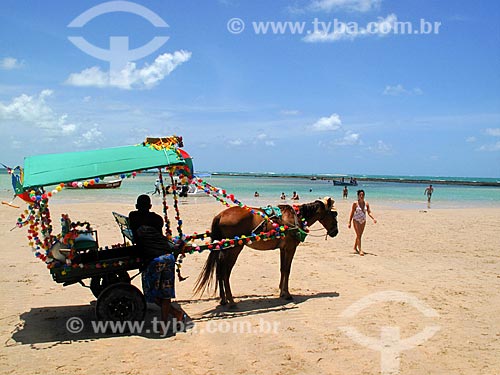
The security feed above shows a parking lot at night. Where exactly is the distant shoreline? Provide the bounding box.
[210,172,500,187]
[1,169,498,187]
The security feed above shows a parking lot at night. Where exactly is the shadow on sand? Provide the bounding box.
[9,291,339,346]
[183,291,340,321]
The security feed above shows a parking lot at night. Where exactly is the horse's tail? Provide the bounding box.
[194,214,223,296]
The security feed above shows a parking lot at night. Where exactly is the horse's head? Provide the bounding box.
[317,197,339,238]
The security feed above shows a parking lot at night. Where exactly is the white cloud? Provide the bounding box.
[478,141,500,152]
[368,140,392,154]
[334,131,362,145]
[0,90,108,149]
[254,133,276,146]
[66,50,192,90]
[383,84,423,96]
[280,109,301,116]
[74,126,104,147]
[383,84,407,96]
[83,96,92,103]
[228,139,243,146]
[59,117,77,135]
[309,0,381,13]
[466,136,477,143]
[303,13,396,43]
[0,57,24,70]
[67,66,108,87]
[311,113,342,131]
[485,128,500,137]
[11,138,23,149]
[0,90,77,134]
[311,113,363,147]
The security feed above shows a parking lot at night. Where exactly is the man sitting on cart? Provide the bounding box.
[129,195,185,329]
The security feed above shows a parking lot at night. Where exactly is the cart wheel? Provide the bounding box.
[95,283,146,323]
[90,271,131,298]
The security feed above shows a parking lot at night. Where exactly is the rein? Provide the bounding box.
[306,226,331,238]
[305,230,330,238]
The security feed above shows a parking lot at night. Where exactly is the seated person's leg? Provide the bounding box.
[142,254,176,302]
[142,254,184,322]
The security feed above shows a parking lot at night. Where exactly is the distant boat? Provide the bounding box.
[310,176,317,180]
[333,179,358,186]
[66,179,122,189]
[175,184,207,197]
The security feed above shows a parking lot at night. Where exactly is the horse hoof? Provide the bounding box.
[280,293,293,300]
[219,300,228,306]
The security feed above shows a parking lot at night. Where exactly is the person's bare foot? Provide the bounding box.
[359,250,364,256]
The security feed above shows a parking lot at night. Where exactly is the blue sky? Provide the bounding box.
[1,0,499,177]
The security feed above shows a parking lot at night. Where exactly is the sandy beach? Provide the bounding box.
[0,198,499,375]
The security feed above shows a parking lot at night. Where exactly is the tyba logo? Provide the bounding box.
[67,1,169,77]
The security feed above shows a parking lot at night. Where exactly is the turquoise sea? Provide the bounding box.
[1,171,500,209]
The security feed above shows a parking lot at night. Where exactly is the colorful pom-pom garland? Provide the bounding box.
[16,165,310,279]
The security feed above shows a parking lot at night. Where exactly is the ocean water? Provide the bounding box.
[1,171,500,209]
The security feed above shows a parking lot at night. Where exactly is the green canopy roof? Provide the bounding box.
[22,144,186,189]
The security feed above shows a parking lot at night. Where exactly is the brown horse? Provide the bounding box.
[194,197,339,306]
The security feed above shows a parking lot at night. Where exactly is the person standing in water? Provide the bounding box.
[343,186,348,199]
[424,184,434,203]
[348,190,376,256]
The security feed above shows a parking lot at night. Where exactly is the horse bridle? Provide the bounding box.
[307,209,338,238]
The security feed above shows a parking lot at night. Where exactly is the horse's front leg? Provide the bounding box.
[279,247,286,291]
[279,244,297,300]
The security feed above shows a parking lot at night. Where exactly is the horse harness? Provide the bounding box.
[251,205,308,242]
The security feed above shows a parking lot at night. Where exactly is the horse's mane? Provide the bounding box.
[298,200,324,219]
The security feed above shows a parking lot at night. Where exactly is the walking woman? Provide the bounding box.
[348,190,377,256]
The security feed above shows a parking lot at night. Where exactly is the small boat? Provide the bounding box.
[175,184,207,197]
[66,179,122,189]
[333,179,358,186]
[85,179,122,189]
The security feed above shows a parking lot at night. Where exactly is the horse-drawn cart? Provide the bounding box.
[9,136,191,322]
[48,215,145,322]
[7,135,339,326]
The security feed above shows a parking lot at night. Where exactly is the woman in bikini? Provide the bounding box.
[348,190,377,256]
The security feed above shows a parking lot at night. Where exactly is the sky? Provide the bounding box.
[0,0,499,177]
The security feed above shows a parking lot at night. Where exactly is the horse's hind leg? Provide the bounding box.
[279,244,297,300]
[221,245,243,307]
[216,255,227,305]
